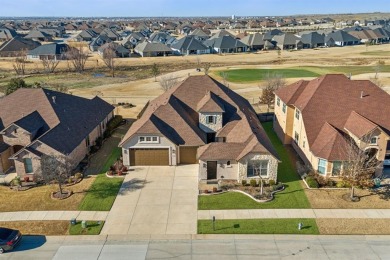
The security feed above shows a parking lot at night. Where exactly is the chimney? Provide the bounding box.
[360,91,364,99]
[52,96,56,104]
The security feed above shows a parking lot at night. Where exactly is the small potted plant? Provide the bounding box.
[24,176,29,182]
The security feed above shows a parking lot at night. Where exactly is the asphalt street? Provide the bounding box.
[2,234,390,259]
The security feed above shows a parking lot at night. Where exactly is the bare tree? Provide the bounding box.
[220,71,229,87]
[41,58,60,74]
[195,55,201,70]
[12,49,27,75]
[203,62,211,75]
[39,154,74,195]
[341,135,381,200]
[65,46,89,73]
[259,73,286,112]
[374,60,385,79]
[159,74,178,91]
[102,44,117,77]
[151,63,160,81]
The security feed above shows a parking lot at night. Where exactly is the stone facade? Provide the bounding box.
[199,112,223,133]
[238,153,278,182]
[198,159,238,180]
[2,125,32,147]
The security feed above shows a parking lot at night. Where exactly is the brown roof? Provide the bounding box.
[344,111,378,139]
[276,74,390,161]
[121,75,278,160]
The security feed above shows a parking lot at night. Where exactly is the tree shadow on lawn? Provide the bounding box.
[83,178,148,199]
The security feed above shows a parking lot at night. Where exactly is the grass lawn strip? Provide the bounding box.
[198,219,318,234]
[361,51,390,56]
[78,147,124,211]
[0,221,70,236]
[317,219,390,235]
[198,122,310,209]
[69,221,104,235]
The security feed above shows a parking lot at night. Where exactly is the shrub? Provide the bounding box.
[316,175,328,187]
[241,179,247,186]
[67,177,73,184]
[106,115,123,133]
[212,187,218,193]
[75,172,83,180]
[305,176,319,188]
[268,179,276,186]
[220,183,234,191]
[249,179,257,187]
[11,177,21,187]
[336,181,351,188]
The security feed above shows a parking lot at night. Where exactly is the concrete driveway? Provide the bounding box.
[101,165,199,235]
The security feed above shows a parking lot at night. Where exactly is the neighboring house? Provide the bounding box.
[75,29,98,42]
[148,31,176,45]
[272,33,303,50]
[0,37,41,57]
[348,29,383,44]
[0,28,18,42]
[373,28,390,43]
[134,42,172,57]
[27,43,68,60]
[89,35,112,52]
[203,35,248,53]
[119,75,279,182]
[209,29,235,40]
[37,27,65,38]
[121,32,146,49]
[171,36,210,55]
[241,33,268,51]
[325,31,360,46]
[274,74,390,177]
[0,88,114,177]
[98,42,130,58]
[24,30,53,42]
[189,28,211,41]
[300,32,325,48]
[263,29,284,41]
[100,28,121,41]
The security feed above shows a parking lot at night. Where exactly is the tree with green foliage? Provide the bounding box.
[151,63,160,81]
[5,78,30,95]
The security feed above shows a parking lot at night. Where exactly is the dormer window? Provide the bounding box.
[370,137,378,145]
[206,116,216,124]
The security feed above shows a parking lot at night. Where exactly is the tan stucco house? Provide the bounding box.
[274,74,390,177]
[0,88,114,178]
[120,75,279,182]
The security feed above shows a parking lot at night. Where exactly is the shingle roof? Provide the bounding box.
[24,30,52,40]
[203,35,247,49]
[273,33,301,45]
[197,91,225,113]
[0,88,114,155]
[0,37,41,53]
[28,43,68,56]
[134,42,172,53]
[325,30,360,43]
[344,111,378,139]
[276,74,390,161]
[120,76,278,161]
[241,33,265,46]
[171,36,208,51]
[300,32,325,45]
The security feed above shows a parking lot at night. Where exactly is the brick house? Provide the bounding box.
[274,74,390,177]
[120,75,279,182]
[0,88,114,178]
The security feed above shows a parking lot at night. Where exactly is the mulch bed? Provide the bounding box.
[51,190,73,200]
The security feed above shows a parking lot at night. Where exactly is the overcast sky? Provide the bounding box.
[1,0,388,17]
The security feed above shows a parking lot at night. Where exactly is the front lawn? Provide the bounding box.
[198,122,310,209]
[218,69,320,83]
[69,221,104,235]
[78,147,124,211]
[198,219,319,234]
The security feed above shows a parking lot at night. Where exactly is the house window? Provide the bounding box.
[206,115,216,124]
[227,160,231,167]
[282,103,286,113]
[139,136,159,143]
[247,160,269,177]
[294,132,299,144]
[277,97,280,106]
[370,137,378,145]
[318,159,327,175]
[332,161,342,176]
[23,158,33,174]
[295,109,300,120]
[14,129,17,134]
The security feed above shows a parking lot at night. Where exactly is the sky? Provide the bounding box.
[0,0,388,17]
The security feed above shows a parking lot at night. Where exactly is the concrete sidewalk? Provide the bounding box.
[198,209,390,220]
[0,211,109,222]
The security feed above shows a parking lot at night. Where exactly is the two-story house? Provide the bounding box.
[0,88,114,178]
[274,74,390,177]
[120,75,279,182]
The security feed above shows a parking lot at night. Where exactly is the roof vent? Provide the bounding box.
[360,91,364,99]
[52,96,56,104]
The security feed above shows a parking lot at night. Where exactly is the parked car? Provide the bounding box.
[0,228,22,253]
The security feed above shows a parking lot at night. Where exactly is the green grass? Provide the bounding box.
[198,122,311,209]
[217,65,390,83]
[78,147,124,211]
[218,69,320,83]
[198,219,319,234]
[69,221,105,235]
[361,51,390,56]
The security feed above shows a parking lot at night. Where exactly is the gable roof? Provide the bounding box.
[28,43,68,56]
[0,88,114,154]
[325,30,360,43]
[203,35,247,49]
[300,32,325,45]
[120,76,278,161]
[171,36,208,51]
[24,30,52,40]
[241,33,265,46]
[276,74,390,160]
[0,36,41,53]
[134,41,172,53]
[273,33,302,45]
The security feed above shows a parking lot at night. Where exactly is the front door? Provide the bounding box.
[207,161,217,180]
